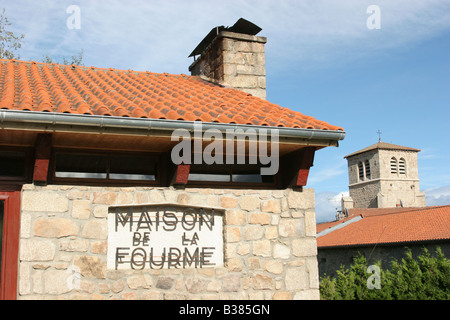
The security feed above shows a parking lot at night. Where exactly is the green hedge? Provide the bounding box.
[320,247,450,300]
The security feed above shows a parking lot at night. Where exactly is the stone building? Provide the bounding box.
[342,141,426,210]
[317,140,447,278]
[0,19,345,300]
[317,205,450,277]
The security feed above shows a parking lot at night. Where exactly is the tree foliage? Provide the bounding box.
[1,8,84,65]
[320,247,450,300]
[0,8,25,59]
[41,49,84,66]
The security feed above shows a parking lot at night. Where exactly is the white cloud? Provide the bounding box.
[315,191,349,223]
[4,0,450,73]
[425,185,450,206]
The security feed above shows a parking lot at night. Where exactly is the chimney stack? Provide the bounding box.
[189,18,267,100]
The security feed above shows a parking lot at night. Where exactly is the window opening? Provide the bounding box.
[399,158,406,175]
[390,157,398,174]
[188,161,275,185]
[232,163,274,183]
[358,162,364,181]
[53,151,159,184]
[0,151,26,179]
[365,160,371,179]
[55,153,107,179]
[109,154,158,181]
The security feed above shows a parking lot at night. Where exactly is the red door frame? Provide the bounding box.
[0,191,21,300]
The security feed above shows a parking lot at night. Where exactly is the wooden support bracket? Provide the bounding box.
[281,147,316,188]
[173,164,190,185]
[32,133,52,185]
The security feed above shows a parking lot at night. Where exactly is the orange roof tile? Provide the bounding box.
[0,59,344,131]
[317,206,450,247]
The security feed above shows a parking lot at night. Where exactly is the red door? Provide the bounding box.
[0,191,20,300]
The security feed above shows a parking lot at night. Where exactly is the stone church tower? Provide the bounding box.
[342,141,426,209]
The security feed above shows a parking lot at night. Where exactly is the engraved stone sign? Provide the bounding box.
[107,204,224,270]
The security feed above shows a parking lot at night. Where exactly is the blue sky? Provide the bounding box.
[2,0,450,222]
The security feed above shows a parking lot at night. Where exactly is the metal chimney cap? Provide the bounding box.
[188,18,262,58]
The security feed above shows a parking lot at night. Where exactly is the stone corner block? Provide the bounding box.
[288,189,315,209]
[22,192,69,212]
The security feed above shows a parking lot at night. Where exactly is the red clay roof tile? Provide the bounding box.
[0,59,344,131]
[317,205,450,247]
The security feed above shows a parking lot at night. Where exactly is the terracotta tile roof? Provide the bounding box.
[317,205,450,247]
[344,142,420,158]
[316,207,423,234]
[0,59,344,131]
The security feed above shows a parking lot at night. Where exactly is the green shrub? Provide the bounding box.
[320,247,450,300]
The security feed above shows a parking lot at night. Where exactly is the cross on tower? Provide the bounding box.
[376,130,382,142]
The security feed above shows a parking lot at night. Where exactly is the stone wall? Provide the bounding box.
[349,181,380,209]
[347,150,379,185]
[378,180,425,208]
[378,149,420,180]
[347,149,425,208]
[17,184,319,300]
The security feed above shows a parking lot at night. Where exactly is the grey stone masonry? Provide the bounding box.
[18,185,319,300]
[189,31,267,100]
[345,147,425,208]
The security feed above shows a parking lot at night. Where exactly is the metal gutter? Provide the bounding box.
[0,109,346,142]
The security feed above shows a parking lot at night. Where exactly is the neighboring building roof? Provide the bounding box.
[0,59,343,131]
[344,141,420,158]
[317,205,450,248]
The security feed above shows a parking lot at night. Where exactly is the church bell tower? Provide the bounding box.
[342,141,426,209]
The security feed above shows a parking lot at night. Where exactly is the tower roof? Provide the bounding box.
[344,142,420,158]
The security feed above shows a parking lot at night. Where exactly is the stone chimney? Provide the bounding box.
[188,18,267,100]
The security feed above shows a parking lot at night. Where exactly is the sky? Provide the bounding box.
[1,0,450,222]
